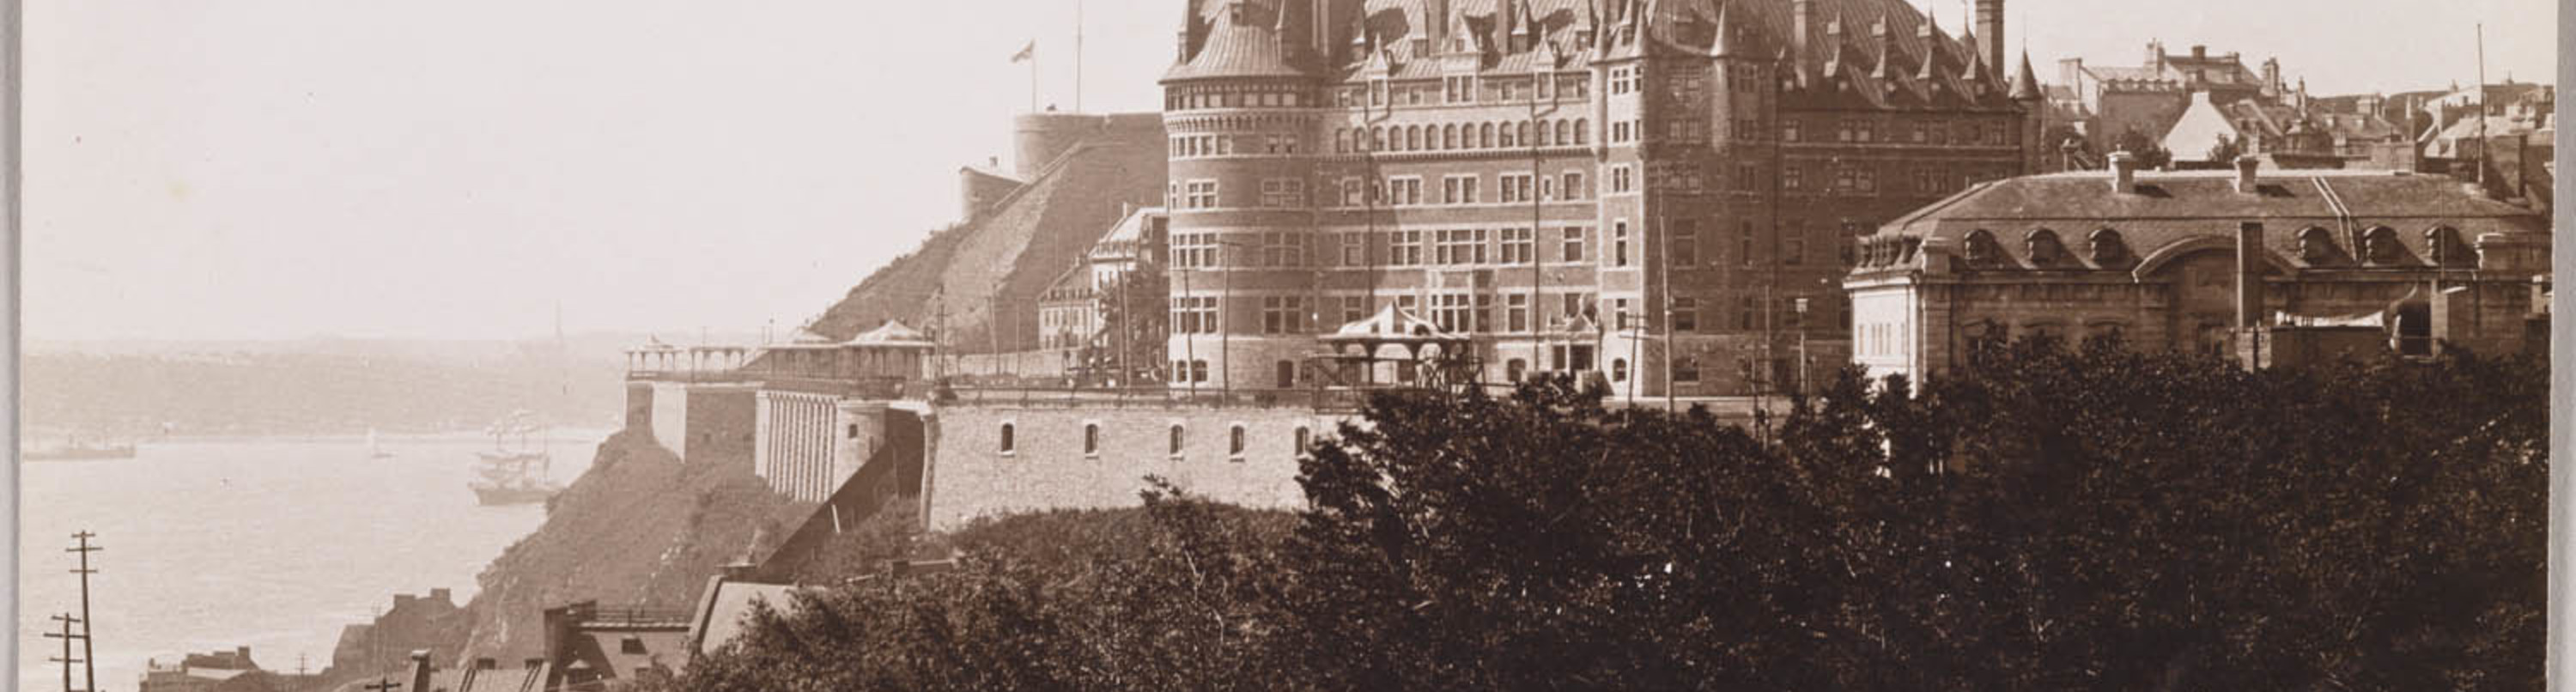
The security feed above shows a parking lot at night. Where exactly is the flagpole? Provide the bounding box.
[1075,0,1085,112]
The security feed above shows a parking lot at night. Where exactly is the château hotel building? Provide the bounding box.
[1161,0,2044,398]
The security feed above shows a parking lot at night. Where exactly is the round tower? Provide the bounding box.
[1014,112,1109,179]
[1159,0,1326,392]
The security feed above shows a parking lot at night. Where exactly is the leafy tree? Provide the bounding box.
[2112,126,2174,169]
[1081,259,1169,386]
[676,340,2544,690]
[2208,133,2245,164]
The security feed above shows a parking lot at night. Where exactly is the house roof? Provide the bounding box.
[690,580,811,659]
[1174,0,2018,112]
[849,320,936,349]
[1862,169,2549,274]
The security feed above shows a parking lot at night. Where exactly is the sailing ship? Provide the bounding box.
[368,428,395,459]
[471,410,562,505]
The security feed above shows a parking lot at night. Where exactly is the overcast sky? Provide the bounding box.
[26,0,2556,343]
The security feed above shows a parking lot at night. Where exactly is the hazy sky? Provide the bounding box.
[27,0,2556,342]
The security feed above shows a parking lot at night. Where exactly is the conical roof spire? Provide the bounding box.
[1707,0,1735,57]
[2010,49,2042,100]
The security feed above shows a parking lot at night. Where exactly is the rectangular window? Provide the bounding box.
[1671,220,1698,266]
[1562,172,1588,199]
[1473,294,1494,332]
[1785,236,1806,266]
[1340,296,1367,325]
[1561,227,1586,263]
[1505,293,1530,332]
[1783,118,1801,142]
[1260,178,1305,208]
[1261,296,1307,334]
[1260,231,1304,267]
[1672,298,1698,332]
[1784,165,1803,191]
[1738,222,1756,267]
[1562,293,1594,325]
[1171,296,1218,334]
[1387,177,1424,206]
[1674,356,1700,383]
[1173,233,1217,269]
[1439,175,1479,204]
[1499,228,1534,264]
[1739,296,1758,331]
[1612,221,1631,267]
[1612,298,1635,331]
[1185,180,1219,209]
[1340,178,1365,206]
[1611,166,1634,193]
[1499,173,1535,203]
[1853,167,1876,193]
[1390,230,1424,266]
[1340,232,1365,265]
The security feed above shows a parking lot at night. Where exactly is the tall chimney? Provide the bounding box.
[1974,0,2004,78]
[2233,155,2261,193]
[2236,222,2265,328]
[2108,151,2138,194]
[1792,0,1812,64]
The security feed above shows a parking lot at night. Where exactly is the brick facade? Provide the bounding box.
[1158,0,2038,399]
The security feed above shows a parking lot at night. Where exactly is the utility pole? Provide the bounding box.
[45,614,83,692]
[2475,23,2489,189]
[70,531,101,692]
[1074,0,1085,112]
[363,677,405,692]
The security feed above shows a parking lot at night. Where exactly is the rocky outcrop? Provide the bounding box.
[452,432,810,664]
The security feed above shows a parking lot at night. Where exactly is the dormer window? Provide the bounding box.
[2298,227,2337,264]
[1961,229,2000,267]
[2025,229,2066,266]
[2362,226,2403,265]
[2426,226,2470,268]
[2088,228,2129,265]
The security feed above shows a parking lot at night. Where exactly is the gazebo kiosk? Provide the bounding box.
[1313,305,1479,391]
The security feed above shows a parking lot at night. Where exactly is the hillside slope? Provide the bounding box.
[453,432,810,663]
[805,119,1165,353]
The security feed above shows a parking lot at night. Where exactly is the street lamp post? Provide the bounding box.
[1794,297,1810,396]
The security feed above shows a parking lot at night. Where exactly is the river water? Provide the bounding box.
[16,432,606,692]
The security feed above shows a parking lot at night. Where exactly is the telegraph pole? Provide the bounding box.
[45,614,83,692]
[70,531,102,692]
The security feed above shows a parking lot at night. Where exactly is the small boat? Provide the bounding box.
[471,411,562,505]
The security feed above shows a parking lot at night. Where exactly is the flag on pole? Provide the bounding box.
[1009,40,1036,64]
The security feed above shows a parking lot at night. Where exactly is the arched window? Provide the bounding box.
[2426,226,2469,267]
[1370,126,1385,150]
[1479,123,1496,148]
[2025,229,2066,266]
[1228,424,1248,458]
[1534,118,1552,145]
[1516,121,1532,146]
[1169,424,1187,457]
[1500,122,1518,148]
[1406,125,1422,150]
[999,423,1016,454]
[1334,129,1350,154]
[1556,120,1572,145]
[1442,124,1457,149]
[1083,423,1100,456]
[2298,227,2338,264]
[1961,229,2000,266]
[2362,226,2402,264]
[1293,426,1312,454]
[1574,118,1589,144]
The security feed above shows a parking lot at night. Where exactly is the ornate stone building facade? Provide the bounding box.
[1845,155,2551,384]
[1160,0,2041,398]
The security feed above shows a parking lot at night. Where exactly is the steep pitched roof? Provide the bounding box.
[1168,0,1315,81]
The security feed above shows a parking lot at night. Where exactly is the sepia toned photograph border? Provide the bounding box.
[0,0,2572,688]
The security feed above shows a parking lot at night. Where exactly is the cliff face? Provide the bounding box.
[453,432,810,663]
[805,113,1168,354]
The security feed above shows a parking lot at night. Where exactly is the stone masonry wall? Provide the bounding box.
[922,404,1345,531]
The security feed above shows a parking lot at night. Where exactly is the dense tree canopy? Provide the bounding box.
[674,340,2546,691]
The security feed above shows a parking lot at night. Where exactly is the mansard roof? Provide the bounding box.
[1316,0,2008,109]
[1862,169,2548,273]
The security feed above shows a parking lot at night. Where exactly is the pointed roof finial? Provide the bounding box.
[1707,0,1734,57]
[2011,50,2041,100]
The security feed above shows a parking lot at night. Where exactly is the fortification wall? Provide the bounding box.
[647,382,690,458]
[683,386,757,475]
[921,404,1345,531]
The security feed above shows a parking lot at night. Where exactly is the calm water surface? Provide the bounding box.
[17,432,606,692]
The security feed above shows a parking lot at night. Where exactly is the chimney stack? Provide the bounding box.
[1974,0,2005,77]
[2233,155,2261,193]
[2236,222,2265,328]
[1792,0,1812,64]
[2108,151,2138,194]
